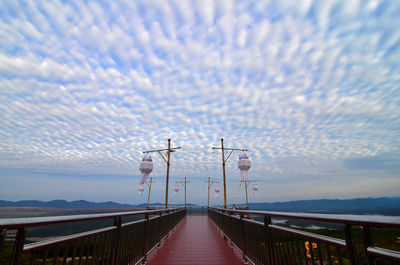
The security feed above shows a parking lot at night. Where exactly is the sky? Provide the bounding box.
[0,0,399,205]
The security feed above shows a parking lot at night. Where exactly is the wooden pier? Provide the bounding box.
[147,215,244,265]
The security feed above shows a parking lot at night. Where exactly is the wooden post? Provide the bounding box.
[208,177,210,207]
[147,177,153,209]
[184,177,187,207]
[165,139,171,208]
[242,180,256,210]
[143,139,180,209]
[176,178,190,207]
[212,138,247,209]
[206,178,218,208]
[245,181,249,209]
[221,138,227,209]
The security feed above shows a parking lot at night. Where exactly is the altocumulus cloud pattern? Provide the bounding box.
[0,0,399,204]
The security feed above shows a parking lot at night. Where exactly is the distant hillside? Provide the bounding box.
[248,197,400,215]
[0,200,196,209]
[0,199,135,209]
[1,198,399,215]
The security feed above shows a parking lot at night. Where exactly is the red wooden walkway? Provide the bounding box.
[147,215,244,265]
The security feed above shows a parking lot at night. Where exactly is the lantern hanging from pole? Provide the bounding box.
[138,184,145,195]
[238,153,251,182]
[139,155,153,195]
[173,184,180,196]
[252,182,259,195]
[214,183,220,198]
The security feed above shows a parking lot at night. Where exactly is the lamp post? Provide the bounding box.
[175,177,190,207]
[205,177,219,207]
[241,180,257,209]
[146,177,155,209]
[143,139,181,208]
[212,138,247,208]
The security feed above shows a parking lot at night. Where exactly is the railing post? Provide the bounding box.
[10,228,27,265]
[344,224,359,265]
[112,216,122,265]
[264,215,275,265]
[142,213,149,264]
[240,214,248,264]
[157,211,162,248]
[223,212,227,240]
[167,210,171,238]
[361,226,376,265]
[0,229,6,254]
[229,211,233,247]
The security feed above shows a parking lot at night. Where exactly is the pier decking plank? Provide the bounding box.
[147,215,244,265]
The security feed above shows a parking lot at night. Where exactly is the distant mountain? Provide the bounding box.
[0,199,136,209]
[1,198,399,215]
[0,200,196,209]
[248,197,400,215]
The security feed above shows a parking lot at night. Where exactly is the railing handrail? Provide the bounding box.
[0,207,185,229]
[1,207,187,265]
[209,206,400,228]
[208,206,400,265]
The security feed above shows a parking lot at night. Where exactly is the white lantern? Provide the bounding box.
[252,183,259,195]
[214,183,220,197]
[238,153,251,182]
[138,184,145,195]
[173,184,180,196]
[139,155,153,194]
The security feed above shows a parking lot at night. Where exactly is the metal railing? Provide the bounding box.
[0,207,186,265]
[208,207,400,265]
[187,206,207,215]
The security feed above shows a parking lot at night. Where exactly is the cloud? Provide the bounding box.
[0,0,399,204]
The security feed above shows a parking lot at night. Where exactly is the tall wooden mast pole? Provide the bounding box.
[184,177,187,207]
[221,139,227,209]
[212,138,247,209]
[245,181,249,209]
[147,177,153,209]
[208,177,210,207]
[143,139,180,209]
[176,178,190,207]
[205,177,218,208]
[242,180,256,210]
[165,139,171,208]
